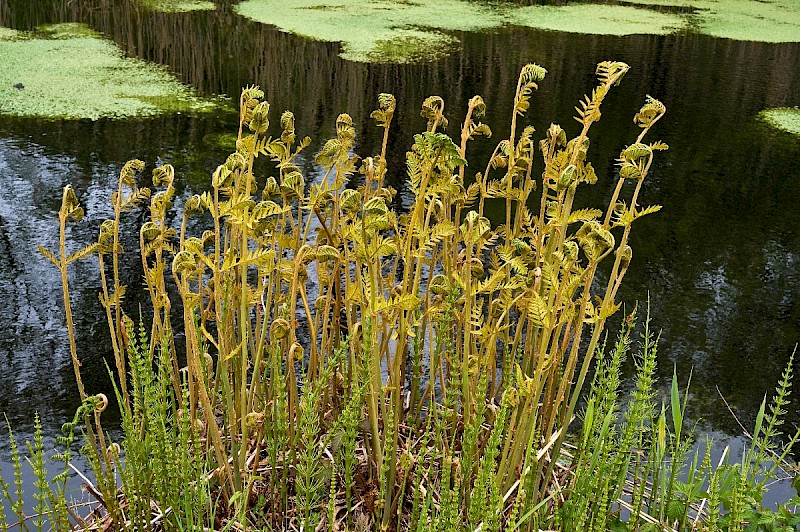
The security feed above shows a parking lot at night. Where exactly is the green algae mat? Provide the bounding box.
[624,0,800,43]
[760,108,800,136]
[140,0,216,12]
[236,0,502,63]
[0,23,215,120]
[234,0,800,63]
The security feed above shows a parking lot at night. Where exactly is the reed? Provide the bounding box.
[5,61,795,530]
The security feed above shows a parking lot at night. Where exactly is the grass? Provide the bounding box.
[0,23,216,120]
[2,60,798,530]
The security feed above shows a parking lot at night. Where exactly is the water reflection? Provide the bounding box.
[0,0,799,503]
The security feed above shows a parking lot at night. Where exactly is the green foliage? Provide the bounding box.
[561,317,800,532]
[12,61,798,531]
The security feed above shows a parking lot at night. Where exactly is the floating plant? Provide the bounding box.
[0,23,216,120]
[624,0,800,43]
[139,0,216,12]
[234,0,798,63]
[760,107,800,136]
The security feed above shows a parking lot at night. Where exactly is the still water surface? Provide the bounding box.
[0,0,799,514]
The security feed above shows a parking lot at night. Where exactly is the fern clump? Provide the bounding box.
[30,60,668,530]
[13,61,794,530]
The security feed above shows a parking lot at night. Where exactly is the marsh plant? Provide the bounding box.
[4,61,795,530]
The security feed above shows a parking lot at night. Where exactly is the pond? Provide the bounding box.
[1,0,799,518]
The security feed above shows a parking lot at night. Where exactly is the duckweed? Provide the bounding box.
[140,0,216,12]
[0,23,216,120]
[760,108,800,136]
[235,0,798,63]
[235,0,500,63]
[513,3,686,36]
[626,0,800,42]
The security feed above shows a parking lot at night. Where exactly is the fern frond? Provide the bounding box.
[38,246,60,267]
[567,208,603,225]
[634,95,666,128]
[527,292,548,328]
[66,243,98,264]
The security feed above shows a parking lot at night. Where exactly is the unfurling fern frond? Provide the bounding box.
[252,200,288,221]
[634,95,666,128]
[540,123,567,157]
[596,61,630,86]
[622,143,652,161]
[514,64,548,118]
[576,221,615,262]
[280,110,296,146]
[466,122,492,141]
[421,95,448,131]
[460,210,491,244]
[650,140,669,151]
[280,170,305,198]
[339,189,363,216]
[618,161,644,180]
[520,63,548,86]
[60,185,84,223]
[613,204,662,227]
[119,159,145,188]
[336,113,356,147]
[241,85,264,108]
[248,101,270,136]
[371,93,396,128]
[574,86,606,125]
[417,221,456,255]
[152,164,175,188]
[469,95,487,119]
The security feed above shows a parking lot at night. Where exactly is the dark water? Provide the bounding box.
[1,0,799,518]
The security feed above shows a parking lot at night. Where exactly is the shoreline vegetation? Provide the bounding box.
[2,62,799,530]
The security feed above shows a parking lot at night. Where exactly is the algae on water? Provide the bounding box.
[140,0,216,13]
[623,0,800,43]
[0,23,215,120]
[234,0,689,62]
[513,4,686,36]
[234,0,501,63]
[760,108,800,136]
[234,0,799,63]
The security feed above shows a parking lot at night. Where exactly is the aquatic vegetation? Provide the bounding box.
[626,0,800,43]
[235,0,686,62]
[140,0,216,12]
[234,0,501,63]
[235,0,797,63]
[760,107,800,136]
[0,27,19,40]
[0,23,216,120]
[513,4,686,36]
[202,131,239,150]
